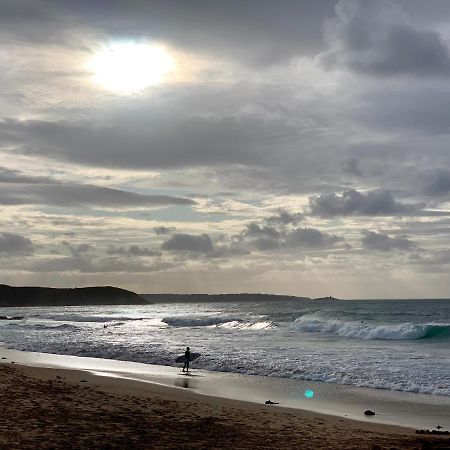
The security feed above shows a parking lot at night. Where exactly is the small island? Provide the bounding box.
[313,296,341,301]
[0,284,148,307]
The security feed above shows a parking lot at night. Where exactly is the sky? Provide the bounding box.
[1,0,450,298]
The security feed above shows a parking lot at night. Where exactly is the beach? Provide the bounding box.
[1,352,449,450]
[1,300,449,448]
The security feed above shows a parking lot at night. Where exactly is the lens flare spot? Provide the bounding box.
[304,389,314,399]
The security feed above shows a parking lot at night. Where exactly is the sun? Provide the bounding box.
[88,42,176,93]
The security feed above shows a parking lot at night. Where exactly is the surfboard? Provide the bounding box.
[175,352,201,363]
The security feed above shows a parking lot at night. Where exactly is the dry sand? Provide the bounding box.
[0,363,449,450]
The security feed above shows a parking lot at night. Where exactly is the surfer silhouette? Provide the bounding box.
[182,346,191,373]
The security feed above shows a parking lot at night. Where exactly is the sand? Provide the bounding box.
[0,363,449,449]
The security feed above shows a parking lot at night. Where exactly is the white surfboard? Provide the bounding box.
[175,352,201,363]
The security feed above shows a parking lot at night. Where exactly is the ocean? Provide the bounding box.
[1,299,449,397]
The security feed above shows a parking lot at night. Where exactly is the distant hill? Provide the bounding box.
[141,293,311,303]
[313,296,341,301]
[0,284,148,307]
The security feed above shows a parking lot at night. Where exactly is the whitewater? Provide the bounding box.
[0,298,449,396]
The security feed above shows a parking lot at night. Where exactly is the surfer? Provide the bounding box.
[182,346,191,373]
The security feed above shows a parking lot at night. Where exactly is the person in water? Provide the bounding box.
[182,346,191,373]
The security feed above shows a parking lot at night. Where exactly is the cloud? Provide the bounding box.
[0,170,194,208]
[240,223,283,251]
[266,210,303,225]
[0,100,283,170]
[154,226,175,235]
[350,87,450,136]
[161,233,214,253]
[239,210,303,251]
[341,158,363,177]
[310,189,423,217]
[107,245,160,257]
[361,230,416,251]
[28,255,165,273]
[238,213,343,252]
[0,232,33,255]
[62,242,94,257]
[423,168,450,196]
[0,0,334,67]
[286,228,342,249]
[0,166,54,184]
[408,248,450,272]
[321,0,450,77]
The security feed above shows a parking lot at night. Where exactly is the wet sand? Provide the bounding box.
[1,362,449,449]
[1,347,449,430]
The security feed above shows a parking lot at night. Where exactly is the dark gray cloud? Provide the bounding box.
[0,177,194,208]
[423,168,450,196]
[0,0,336,66]
[240,223,283,251]
[0,90,296,170]
[241,210,304,250]
[0,232,33,255]
[361,230,416,252]
[161,233,214,253]
[129,245,160,256]
[238,214,343,252]
[0,76,364,197]
[286,228,342,249]
[310,189,423,217]
[0,166,54,184]
[62,241,94,257]
[322,0,450,77]
[107,245,160,257]
[266,210,303,226]
[154,226,175,235]
[351,87,450,136]
[341,158,363,177]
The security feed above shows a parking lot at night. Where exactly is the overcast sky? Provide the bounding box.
[2,0,450,298]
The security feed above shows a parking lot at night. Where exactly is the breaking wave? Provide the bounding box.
[215,320,274,330]
[34,314,147,323]
[162,315,273,330]
[291,314,450,340]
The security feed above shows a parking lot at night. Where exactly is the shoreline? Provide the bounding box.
[1,347,449,431]
[1,360,449,449]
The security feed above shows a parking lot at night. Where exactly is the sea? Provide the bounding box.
[1,299,449,397]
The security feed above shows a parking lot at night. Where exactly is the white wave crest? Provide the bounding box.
[215,320,274,330]
[291,314,449,340]
[162,315,273,330]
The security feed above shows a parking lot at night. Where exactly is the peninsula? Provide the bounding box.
[0,284,148,307]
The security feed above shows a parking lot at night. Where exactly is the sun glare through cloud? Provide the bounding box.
[88,42,176,93]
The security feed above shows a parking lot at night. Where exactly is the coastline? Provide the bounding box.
[1,347,449,430]
[1,347,449,447]
[1,359,449,449]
